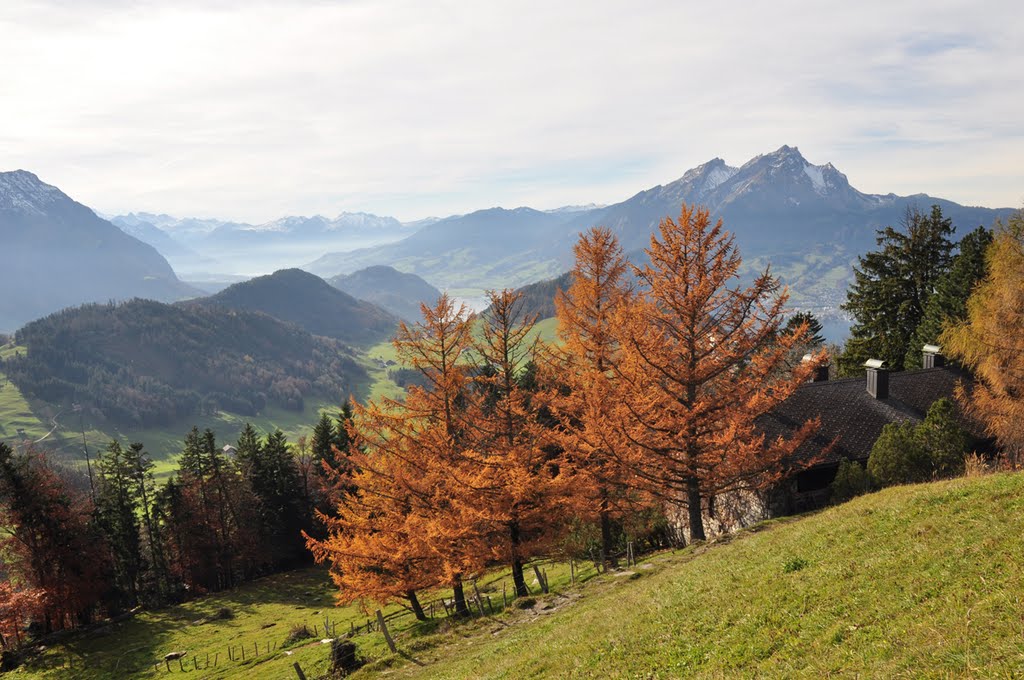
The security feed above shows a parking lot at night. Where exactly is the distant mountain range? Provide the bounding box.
[0,170,198,333]
[110,211,422,276]
[329,265,442,322]
[304,146,1014,318]
[196,268,399,347]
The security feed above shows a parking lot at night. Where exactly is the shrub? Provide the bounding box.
[831,458,872,502]
[285,623,314,647]
[868,398,970,487]
[917,398,968,478]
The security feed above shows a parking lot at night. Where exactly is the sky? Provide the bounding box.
[2,0,1022,223]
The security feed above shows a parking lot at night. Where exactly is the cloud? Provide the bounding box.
[2,0,1022,221]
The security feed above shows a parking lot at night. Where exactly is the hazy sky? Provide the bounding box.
[2,0,1022,223]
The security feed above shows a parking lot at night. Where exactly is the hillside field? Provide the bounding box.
[8,471,1024,678]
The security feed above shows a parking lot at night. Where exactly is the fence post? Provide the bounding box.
[376,609,397,654]
[502,582,507,608]
[293,661,308,680]
[532,564,549,594]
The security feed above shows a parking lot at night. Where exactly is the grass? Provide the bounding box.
[369,472,1024,678]
[9,557,599,679]
[11,472,1024,678]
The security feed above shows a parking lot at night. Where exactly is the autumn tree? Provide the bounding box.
[0,443,108,632]
[606,204,824,541]
[839,205,955,373]
[308,295,486,616]
[460,289,568,596]
[551,226,635,568]
[943,211,1024,464]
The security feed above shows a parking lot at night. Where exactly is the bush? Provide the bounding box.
[285,623,314,647]
[868,398,970,487]
[831,458,873,502]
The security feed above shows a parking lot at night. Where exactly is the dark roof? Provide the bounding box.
[761,366,981,468]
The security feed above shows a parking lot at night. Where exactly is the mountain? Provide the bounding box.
[110,213,200,259]
[306,207,574,289]
[490,271,573,321]
[111,211,420,277]
[305,146,1014,318]
[329,265,442,322]
[0,170,198,333]
[2,299,366,428]
[198,268,399,346]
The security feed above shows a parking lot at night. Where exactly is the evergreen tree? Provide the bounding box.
[94,441,145,610]
[784,311,825,346]
[122,442,169,603]
[905,225,993,368]
[839,205,955,374]
[310,411,336,468]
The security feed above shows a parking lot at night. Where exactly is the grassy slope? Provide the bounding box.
[373,473,1024,679]
[11,472,1024,679]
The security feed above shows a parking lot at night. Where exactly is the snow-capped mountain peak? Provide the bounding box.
[0,170,66,216]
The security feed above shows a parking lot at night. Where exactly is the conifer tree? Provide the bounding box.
[606,204,824,541]
[308,295,485,616]
[839,205,955,373]
[905,225,993,368]
[943,211,1024,463]
[95,441,145,609]
[461,289,567,596]
[551,226,635,569]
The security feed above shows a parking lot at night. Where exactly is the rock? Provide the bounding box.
[164,651,187,661]
[261,622,276,629]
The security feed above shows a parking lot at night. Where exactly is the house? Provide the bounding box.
[222,444,238,457]
[675,345,986,542]
[761,345,987,515]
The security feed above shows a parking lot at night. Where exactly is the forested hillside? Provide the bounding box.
[199,268,398,346]
[2,299,366,428]
[329,265,442,322]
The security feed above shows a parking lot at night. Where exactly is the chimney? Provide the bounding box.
[864,359,889,399]
[803,353,829,382]
[922,344,945,369]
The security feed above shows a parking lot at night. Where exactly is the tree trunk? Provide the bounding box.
[452,578,470,617]
[599,497,618,570]
[687,477,706,541]
[509,521,528,596]
[406,590,427,621]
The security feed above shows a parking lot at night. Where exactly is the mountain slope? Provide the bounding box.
[0,170,198,332]
[2,299,366,428]
[110,214,199,259]
[199,268,399,346]
[329,265,442,322]
[306,207,575,290]
[306,147,1014,315]
[380,472,1024,678]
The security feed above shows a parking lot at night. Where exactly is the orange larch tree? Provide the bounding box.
[307,294,487,617]
[459,289,568,596]
[942,210,1024,464]
[550,226,636,568]
[606,204,824,541]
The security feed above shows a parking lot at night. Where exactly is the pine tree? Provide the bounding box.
[905,225,993,368]
[839,205,955,373]
[606,204,825,541]
[783,311,825,347]
[943,211,1024,463]
[95,441,145,609]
